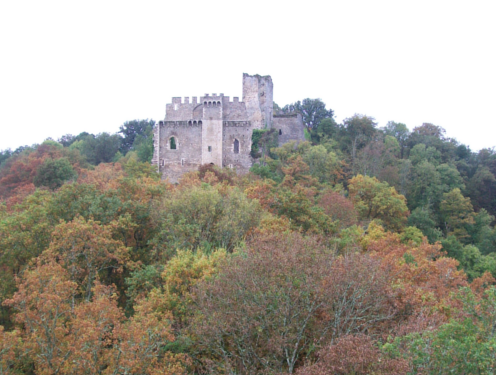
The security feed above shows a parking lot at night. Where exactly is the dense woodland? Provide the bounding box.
[2,101,496,374]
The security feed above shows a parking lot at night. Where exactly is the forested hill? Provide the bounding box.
[2,100,496,374]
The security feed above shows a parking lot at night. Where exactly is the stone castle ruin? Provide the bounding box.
[152,73,305,181]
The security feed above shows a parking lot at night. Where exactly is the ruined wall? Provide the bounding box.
[222,121,252,173]
[158,121,202,182]
[273,113,306,147]
[242,74,273,129]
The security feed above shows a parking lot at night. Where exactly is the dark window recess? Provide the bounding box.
[279,129,282,135]
[234,139,239,154]
[170,137,177,150]
[208,146,212,152]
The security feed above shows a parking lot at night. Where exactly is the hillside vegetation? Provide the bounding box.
[2,102,496,374]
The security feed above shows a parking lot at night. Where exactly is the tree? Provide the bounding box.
[152,184,261,256]
[45,216,129,301]
[282,98,334,129]
[297,335,409,375]
[4,260,188,374]
[348,175,409,231]
[382,121,410,158]
[191,233,397,374]
[0,149,13,167]
[340,114,377,164]
[33,157,77,190]
[408,207,442,243]
[440,188,475,240]
[310,118,338,144]
[80,132,121,165]
[318,190,358,229]
[119,119,155,155]
[4,260,77,374]
[388,287,496,374]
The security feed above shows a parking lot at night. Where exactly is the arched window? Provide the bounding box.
[213,102,216,107]
[198,120,202,125]
[170,137,177,150]
[279,129,282,135]
[193,120,197,125]
[234,139,239,154]
[217,101,221,106]
[208,101,212,106]
[204,101,207,106]
[188,121,192,125]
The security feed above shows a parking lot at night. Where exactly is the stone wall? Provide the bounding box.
[222,121,253,173]
[273,113,306,147]
[158,121,202,182]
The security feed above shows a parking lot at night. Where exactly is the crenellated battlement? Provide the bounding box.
[160,120,202,127]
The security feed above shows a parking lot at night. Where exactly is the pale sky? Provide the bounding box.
[1,0,495,152]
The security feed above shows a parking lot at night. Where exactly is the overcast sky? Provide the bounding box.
[1,0,495,151]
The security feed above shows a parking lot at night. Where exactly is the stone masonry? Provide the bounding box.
[152,73,305,182]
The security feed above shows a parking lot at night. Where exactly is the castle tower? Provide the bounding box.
[201,94,223,166]
[242,73,273,129]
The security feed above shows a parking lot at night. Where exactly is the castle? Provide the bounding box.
[152,73,305,182]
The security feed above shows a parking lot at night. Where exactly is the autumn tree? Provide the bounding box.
[318,190,358,229]
[348,174,409,231]
[297,335,409,375]
[44,216,129,301]
[190,233,397,374]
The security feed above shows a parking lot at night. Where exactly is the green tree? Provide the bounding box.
[387,287,496,374]
[340,114,377,164]
[440,188,475,240]
[310,117,338,144]
[33,157,77,190]
[408,207,442,243]
[382,121,410,158]
[119,119,155,155]
[80,132,122,165]
[282,98,334,128]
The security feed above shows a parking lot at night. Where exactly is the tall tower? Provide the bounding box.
[201,94,223,166]
[242,73,273,129]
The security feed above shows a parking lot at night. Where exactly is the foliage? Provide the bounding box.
[191,233,397,374]
[282,98,334,129]
[348,174,409,231]
[33,157,77,190]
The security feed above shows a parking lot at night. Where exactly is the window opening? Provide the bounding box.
[279,129,282,135]
[170,137,177,150]
[198,120,202,125]
[208,146,212,152]
[234,139,239,154]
